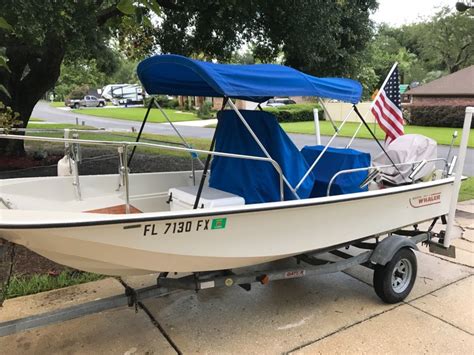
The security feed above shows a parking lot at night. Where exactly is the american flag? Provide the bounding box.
[371,66,404,144]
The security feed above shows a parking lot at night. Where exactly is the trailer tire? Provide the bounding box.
[373,247,417,304]
[98,102,104,107]
[73,103,80,109]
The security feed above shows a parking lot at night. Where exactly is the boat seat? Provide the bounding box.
[301,145,371,197]
[168,186,245,210]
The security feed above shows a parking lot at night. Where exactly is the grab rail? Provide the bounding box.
[326,158,448,196]
[0,133,285,209]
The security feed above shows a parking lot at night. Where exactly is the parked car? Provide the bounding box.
[65,96,106,109]
[265,98,296,107]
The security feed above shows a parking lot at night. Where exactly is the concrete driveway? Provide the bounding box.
[32,102,474,176]
[1,202,473,354]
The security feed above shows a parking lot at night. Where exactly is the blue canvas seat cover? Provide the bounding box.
[209,110,314,204]
[301,146,371,197]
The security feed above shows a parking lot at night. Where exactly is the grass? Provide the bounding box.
[279,121,474,147]
[49,101,65,108]
[5,270,105,299]
[459,177,474,202]
[25,122,211,158]
[27,122,97,130]
[71,107,199,123]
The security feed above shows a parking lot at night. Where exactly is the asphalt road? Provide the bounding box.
[32,101,473,175]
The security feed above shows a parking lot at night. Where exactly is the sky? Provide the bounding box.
[371,0,456,26]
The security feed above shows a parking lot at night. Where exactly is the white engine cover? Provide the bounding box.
[373,134,437,185]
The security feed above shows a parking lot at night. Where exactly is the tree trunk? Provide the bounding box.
[0,37,65,156]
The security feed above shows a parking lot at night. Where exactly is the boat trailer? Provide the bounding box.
[0,225,454,337]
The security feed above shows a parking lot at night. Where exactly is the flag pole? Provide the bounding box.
[346,62,399,148]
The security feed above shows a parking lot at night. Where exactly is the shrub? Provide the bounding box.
[409,105,473,128]
[0,102,21,133]
[197,101,214,119]
[66,85,89,100]
[264,103,323,123]
[144,96,179,109]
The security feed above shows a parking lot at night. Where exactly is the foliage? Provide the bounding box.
[65,85,90,100]
[420,8,473,73]
[55,60,107,101]
[265,104,322,123]
[5,270,104,299]
[144,96,179,109]
[0,102,21,133]
[156,1,377,79]
[362,7,474,95]
[409,106,474,128]
[197,101,214,119]
[0,17,11,98]
[0,0,161,155]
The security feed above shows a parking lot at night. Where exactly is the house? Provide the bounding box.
[403,65,474,106]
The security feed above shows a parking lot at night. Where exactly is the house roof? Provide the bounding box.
[404,65,474,96]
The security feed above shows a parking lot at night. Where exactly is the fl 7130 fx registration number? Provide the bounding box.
[141,217,227,236]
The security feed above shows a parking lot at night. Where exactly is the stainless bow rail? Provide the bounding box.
[0,133,286,208]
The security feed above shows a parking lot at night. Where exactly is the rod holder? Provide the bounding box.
[408,160,427,181]
[359,168,380,189]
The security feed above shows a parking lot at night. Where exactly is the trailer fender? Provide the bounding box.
[370,236,419,266]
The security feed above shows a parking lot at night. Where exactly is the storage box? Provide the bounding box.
[168,186,245,211]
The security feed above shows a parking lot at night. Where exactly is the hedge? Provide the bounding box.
[408,105,473,128]
[264,104,323,123]
[143,95,179,109]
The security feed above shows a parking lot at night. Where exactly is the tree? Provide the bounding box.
[0,0,160,155]
[156,0,377,78]
[421,8,473,73]
[1,1,377,155]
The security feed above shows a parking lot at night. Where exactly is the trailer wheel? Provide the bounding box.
[373,248,417,304]
[73,103,80,109]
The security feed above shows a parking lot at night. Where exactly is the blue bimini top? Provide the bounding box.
[137,54,362,104]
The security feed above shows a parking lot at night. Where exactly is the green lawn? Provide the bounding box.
[279,121,474,147]
[49,101,66,108]
[27,122,97,130]
[71,107,199,123]
[459,177,474,202]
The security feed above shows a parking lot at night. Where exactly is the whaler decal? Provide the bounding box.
[409,192,441,208]
[143,218,227,236]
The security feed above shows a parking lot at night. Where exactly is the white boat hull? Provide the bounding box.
[0,173,454,276]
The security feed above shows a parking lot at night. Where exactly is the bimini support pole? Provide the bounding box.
[193,98,228,209]
[227,98,300,199]
[128,97,154,167]
[317,98,338,133]
[444,107,472,247]
[154,101,205,169]
[295,106,354,192]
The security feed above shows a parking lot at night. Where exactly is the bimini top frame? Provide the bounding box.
[136,54,365,202]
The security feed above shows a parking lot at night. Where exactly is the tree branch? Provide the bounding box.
[96,4,124,26]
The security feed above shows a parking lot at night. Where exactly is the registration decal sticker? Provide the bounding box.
[211,218,227,230]
[409,192,441,208]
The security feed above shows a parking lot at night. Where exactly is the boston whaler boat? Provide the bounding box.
[0,55,472,312]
